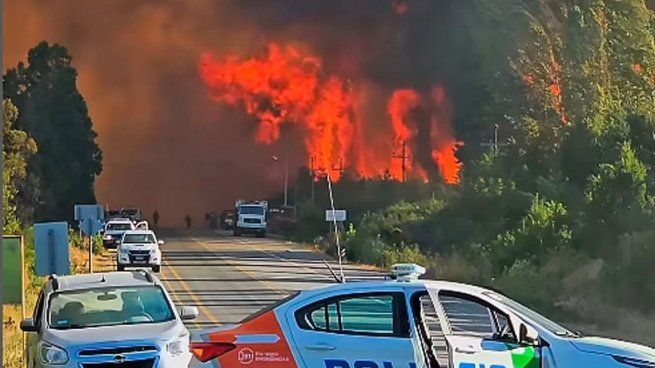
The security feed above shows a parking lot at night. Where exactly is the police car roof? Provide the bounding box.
[297,278,494,298]
[52,271,156,291]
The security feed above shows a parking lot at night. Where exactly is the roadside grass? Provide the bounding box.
[2,233,105,368]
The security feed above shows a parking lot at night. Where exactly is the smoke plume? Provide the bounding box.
[4,0,461,224]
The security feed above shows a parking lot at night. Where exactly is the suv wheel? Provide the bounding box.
[152,265,161,273]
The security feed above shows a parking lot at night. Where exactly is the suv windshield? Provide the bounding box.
[485,292,577,336]
[123,233,155,243]
[107,223,132,231]
[239,206,264,215]
[49,286,174,329]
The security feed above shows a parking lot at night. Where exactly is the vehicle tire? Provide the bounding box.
[152,265,161,273]
[117,264,125,271]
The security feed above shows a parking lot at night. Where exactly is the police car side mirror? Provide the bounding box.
[180,306,199,320]
[519,323,540,346]
[20,318,38,332]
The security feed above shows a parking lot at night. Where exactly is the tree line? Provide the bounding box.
[3,41,102,232]
[291,0,655,335]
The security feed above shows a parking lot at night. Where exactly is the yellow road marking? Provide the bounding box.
[162,255,221,327]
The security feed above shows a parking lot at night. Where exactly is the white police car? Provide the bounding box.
[190,264,654,368]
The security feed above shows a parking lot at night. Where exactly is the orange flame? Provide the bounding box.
[199,43,461,184]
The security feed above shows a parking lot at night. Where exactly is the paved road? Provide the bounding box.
[150,229,381,329]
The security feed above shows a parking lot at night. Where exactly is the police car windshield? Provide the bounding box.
[107,223,132,231]
[487,292,577,336]
[49,286,174,330]
[123,234,155,243]
[239,206,264,215]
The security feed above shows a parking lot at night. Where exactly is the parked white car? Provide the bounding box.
[116,230,163,273]
[21,270,198,368]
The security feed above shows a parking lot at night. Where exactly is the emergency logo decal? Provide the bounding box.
[207,309,298,367]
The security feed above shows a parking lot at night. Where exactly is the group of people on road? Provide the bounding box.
[148,209,202,229]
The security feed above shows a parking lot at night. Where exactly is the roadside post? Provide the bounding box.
[2,235,26,364]
[325,207,347,282]
[75,204,104,273]
[34,222,70,276]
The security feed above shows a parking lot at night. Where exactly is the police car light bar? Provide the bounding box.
[391,263,426,281]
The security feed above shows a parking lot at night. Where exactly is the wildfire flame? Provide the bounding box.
[199,43,461,183]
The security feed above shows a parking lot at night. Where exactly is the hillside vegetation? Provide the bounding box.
[293,1,655,343]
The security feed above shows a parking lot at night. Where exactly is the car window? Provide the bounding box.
[48,286,174,329]
[439,292,502,339]
[296,293,409,337]
[414,293,449,367]
[107,223,132,231]
[239,206,264,215]
[123,233,155,243]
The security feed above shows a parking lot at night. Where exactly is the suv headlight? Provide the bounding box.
[167,332,189,356]
[150,248,158,255]
[39,341,69,365]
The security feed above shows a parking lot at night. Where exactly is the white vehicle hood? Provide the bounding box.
[45,320,181,346]
[571,336,655,360]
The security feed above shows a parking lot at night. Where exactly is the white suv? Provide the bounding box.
[20,271,198,368]
[116,230,163,273]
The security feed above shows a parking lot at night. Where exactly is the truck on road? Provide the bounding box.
[233,200,268,237]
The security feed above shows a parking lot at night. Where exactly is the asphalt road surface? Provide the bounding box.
[150,229,382,329]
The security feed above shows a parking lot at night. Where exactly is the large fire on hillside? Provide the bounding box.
[199,43,461,183]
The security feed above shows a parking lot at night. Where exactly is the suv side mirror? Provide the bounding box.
[180,306,199,321]
[20,318,38,332]
[158,240,164,245]
[519,323,540,345]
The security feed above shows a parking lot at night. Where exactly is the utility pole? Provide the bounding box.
[392,140,409,182]
[331,159,344,179]
[481,123,511,153]
[310,155,315,203]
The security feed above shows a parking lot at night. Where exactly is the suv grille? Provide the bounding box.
[82,358,155,368]
[244,218,261,224]
[79,346,157,356]
[128,250,150,255]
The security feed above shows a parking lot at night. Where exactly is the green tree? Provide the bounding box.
[3,99,37,233]
[3,42,102,222]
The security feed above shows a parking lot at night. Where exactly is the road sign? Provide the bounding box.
[74,204,104,221]
[80,217,104,236]
[2,236,23,304]
[326,209,347,222]
[34,222,70,276]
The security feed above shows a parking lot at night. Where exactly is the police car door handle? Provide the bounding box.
[306,343,337,351]
[455,346,476,354]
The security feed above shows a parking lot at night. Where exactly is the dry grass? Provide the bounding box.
[2,246,107,368]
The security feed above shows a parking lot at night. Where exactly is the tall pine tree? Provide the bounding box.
[3,42,102,222]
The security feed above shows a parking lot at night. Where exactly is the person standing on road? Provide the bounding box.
[153,210,160,228]
[184,215,192,229]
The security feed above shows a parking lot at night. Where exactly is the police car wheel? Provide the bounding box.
[117,264,125,271]
[152,265,161,273]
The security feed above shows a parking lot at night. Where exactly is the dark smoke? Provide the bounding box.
[4,0,458,225]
